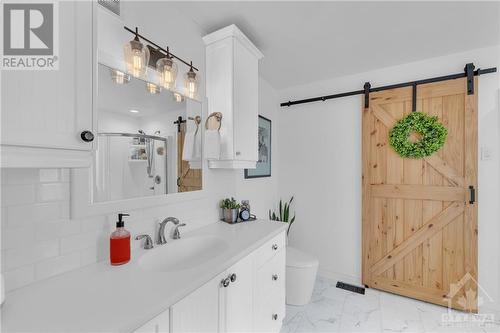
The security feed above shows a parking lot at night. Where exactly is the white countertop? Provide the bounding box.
[1,220,287,332]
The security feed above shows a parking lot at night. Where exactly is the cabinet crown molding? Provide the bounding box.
[202,24,264,60]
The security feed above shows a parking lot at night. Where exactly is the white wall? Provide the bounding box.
[0,2,280,292]
[277,46,500,311]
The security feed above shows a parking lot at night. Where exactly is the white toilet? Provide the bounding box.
[286,246,319,305]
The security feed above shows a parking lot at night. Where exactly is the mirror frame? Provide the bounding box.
[71,3,206,218]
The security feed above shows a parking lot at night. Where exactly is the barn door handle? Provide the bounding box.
[469,185,476,204]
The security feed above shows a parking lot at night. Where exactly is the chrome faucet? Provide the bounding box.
[157,217,179,245]
[135,234,154,249]
[173,223,187,240]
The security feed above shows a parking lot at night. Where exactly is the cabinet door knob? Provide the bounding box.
[272,274,278,281]
[230,273,237,283]
[80,130,94,142]
[272,244,278,251]
[272,314,278,321]
[221,277,230,288]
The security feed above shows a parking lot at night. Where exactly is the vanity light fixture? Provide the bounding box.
[185,61,198,99]
[173,92,184,103]
[123,26,199,97]
[123,27,150,78]
[156,47,178,89]
[146,82,161,94]
[110,68,130,84]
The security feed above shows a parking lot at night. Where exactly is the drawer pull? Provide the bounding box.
[221,277,230,288]
[230,273,237,283]
[272,274,279,281]
[272,244,278,251]
[272,314,278,321]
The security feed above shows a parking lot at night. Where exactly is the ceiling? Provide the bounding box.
[171,1,499,89]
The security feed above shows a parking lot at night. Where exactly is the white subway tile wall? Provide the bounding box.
[0,168,218,292]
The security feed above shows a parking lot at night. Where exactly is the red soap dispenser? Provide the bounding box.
[110,213,131,265]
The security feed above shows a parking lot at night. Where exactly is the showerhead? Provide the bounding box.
[138,130,145,134]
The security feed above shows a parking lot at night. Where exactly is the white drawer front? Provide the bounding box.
[254,231,286,268]
[254,249,286,333]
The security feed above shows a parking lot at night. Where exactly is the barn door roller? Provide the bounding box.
[465,63,475,95]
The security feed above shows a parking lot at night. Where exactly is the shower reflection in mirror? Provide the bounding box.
[94,63,203,203]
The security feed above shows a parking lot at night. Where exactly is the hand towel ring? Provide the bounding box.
[188,116,201,135]
[205,112,223,131]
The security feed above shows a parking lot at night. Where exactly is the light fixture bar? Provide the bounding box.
[124,26,199,72]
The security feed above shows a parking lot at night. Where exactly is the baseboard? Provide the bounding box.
[317,268,362,286]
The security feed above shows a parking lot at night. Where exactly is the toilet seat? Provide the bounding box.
[286,246,319,268]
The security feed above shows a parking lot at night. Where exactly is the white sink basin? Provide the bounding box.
[138,235,229,272]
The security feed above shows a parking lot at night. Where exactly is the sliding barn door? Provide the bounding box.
[362,77,478,312]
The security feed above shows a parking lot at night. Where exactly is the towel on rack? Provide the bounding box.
[205,129,221,160]
[182,132,196,161]
[189,161,202,170]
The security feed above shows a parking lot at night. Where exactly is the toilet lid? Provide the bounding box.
[286,246,319,268]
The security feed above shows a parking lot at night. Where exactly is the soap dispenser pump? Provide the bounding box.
[110,213,131,265]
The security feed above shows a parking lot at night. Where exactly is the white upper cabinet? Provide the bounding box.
[203,25,263,169]
[1,1,94,167]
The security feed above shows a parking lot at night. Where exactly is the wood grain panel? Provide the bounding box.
[362,77,477,312]
[371,184,465,201]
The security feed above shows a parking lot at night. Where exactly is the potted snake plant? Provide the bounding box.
[269,196,296,236]
[220,197,241,223]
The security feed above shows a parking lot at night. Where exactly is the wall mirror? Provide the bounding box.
[93,63,203,203]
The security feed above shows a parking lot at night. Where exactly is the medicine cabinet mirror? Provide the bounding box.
[93,63,203,203]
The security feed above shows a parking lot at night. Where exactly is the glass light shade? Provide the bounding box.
[109,68,130,84]
[156,57,178,89]
[173,92,184,103]
[146,82,161,94]
[185,69,198,99]
[123,36,150,78]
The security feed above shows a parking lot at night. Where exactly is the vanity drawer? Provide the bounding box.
[256,249,286,298]
[254,248,286,333]
[254,231,286,268]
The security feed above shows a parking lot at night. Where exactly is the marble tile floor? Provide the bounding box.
[281,276,500,333]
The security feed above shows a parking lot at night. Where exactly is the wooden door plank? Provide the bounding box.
[441,94,466,302]
[463,77,478,312]
[422,97,444,291]
[402,100,423,287]
[371,184,466,201]
[361,105,372,286]
[384,102,405,279]
[371,201,464,276]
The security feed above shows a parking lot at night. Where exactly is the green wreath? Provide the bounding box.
[389,112,447,159]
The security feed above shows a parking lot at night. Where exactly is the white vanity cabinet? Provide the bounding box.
[133,231,286,333]
[133,310,170,333]
[1,1,94,167]
[170,273,223,332]
[203,25,264,169]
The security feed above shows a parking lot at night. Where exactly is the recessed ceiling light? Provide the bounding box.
[129,109,139,113]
